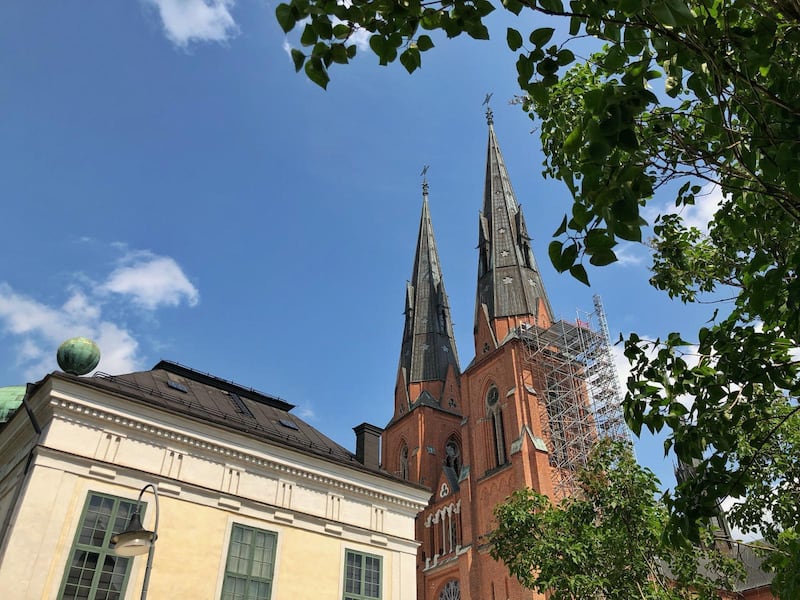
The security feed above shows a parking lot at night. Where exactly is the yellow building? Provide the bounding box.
[0,361,428,600]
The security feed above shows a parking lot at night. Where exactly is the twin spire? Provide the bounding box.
[398,178,460,387]
[397,113,552,407]
[476,116,553,329]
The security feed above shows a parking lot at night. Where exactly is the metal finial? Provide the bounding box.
[483,92,494,125]
[420,165,430,196]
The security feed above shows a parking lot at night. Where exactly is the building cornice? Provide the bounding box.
[48,392,428,512]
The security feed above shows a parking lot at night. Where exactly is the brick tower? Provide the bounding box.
[382,110,563,600]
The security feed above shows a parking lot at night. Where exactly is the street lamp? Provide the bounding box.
[111,483,160,600]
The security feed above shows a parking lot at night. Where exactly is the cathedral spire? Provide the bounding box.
[398,179,460,400]
[475,117,554,340]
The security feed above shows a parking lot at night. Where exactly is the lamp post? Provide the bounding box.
[110,483,160,600]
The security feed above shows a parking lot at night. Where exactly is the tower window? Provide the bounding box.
[399,443,409,480]
[486,386,507,467]
[444,437,462,476]
[487,387,499,406]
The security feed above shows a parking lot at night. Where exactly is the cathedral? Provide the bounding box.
[382,110,565,600]
[381,111,775,600]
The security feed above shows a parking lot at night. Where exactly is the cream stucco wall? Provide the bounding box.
[0,375,428,600]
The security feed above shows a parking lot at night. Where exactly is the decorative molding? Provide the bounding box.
[510,425,548,454]
[370,534,388,546]
[158,482,182,496]
[88,465,116,479]
[218,497,241,511]
[49,395,426,511]
[274,510,294,523]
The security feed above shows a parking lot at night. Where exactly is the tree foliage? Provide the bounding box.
[277,0,800,594]
[490,440,742,600]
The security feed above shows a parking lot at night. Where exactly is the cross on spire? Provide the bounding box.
[482,92,494,125]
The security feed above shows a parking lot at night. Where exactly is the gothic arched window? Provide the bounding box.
[438,580,460,600]
[444,436,462,476]
[486,386,507,467]
[399,443,409,480]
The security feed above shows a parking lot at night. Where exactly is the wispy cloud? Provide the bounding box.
[295,405,316,421]
[100,251,199,309]
[612,243,647,267]
[645,182,725,232]
[144,0,239,48]
[0,247,198,380]
[0,285,140,378]
[611,334,700,411]
[282,15,370,65]
[346,26,370,51]
[720,496,767,542]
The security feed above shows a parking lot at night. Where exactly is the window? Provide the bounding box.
[343,550,381,600]
[399,443,409,480]
[486,386,507,467]
[221,524,277,600]
[167,379,188,393]
[58,492,140,600]
[439,580,461,600]
[444,436,462,475]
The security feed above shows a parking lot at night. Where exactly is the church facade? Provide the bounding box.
[381,113,776,600]
[382,112,560,600]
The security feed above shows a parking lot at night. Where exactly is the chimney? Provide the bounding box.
[353,422,383,470]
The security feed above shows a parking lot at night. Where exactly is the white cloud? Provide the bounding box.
[0,284,141,379]
[94,323,141,376]
[720,496,767,542]
[611,334,699,411]
[612,243,647,267]
[63,290,101,323]
[610,342,632,391]
[0,247,199,380]
[144,0,239,47]
[646,182,725,232]
[295,405,316,421]
[0,284,75,340]
[347,26,370,51]
[100,252,199,309]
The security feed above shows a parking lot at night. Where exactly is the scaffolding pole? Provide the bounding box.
[521,294,629,499]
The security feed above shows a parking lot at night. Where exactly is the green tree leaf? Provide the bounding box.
[528,27,555,48]
[290,48,305,72]
[304,57,329,89]
[507,27,523,51]
[275,4,295,33]
[416,34,434,52]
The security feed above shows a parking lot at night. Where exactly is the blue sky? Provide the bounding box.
[0,1,721,488]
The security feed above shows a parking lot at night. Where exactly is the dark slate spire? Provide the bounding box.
[399,182,460,386]
[476,116,553,327]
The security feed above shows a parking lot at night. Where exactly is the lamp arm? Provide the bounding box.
[137,484,159,600]
[136,484,159,539]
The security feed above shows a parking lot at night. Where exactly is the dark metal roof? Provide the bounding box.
[65,362,377,473]
[732,543,774,591]
[398,192,460,385]
[475,121,554,325]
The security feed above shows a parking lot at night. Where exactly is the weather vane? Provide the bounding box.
[483,92,494,124]
[420,164,430,196]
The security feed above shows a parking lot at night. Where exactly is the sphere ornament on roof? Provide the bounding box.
[57,337,101,376]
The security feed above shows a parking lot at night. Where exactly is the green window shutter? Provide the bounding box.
[58,492,142,600]
[221,524,277,600]
[343,550,382,600]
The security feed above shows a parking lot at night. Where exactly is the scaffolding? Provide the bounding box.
[521,294,629,499]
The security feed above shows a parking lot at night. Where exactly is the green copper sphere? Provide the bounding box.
[57,337,101,376]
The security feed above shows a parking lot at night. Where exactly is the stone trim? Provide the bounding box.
[49,394,427,512]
